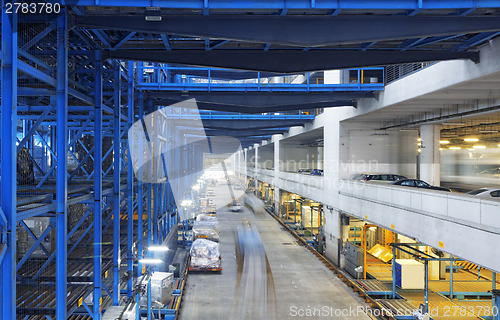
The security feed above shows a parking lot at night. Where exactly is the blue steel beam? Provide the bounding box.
[113,32,136,48]
[21,24,54,50]
[1,3,17,319]
[151,98,360,112]
[113,61,121,305]
[107,49,478,73]
[126,61,134,299]
[56,10,69,320]
[137,91,144,277]
[93,50,104,320]
[17,105,53,151]
[59,0,500,9]
[454,31,500,51]
[160,34,171,50]
[77,15,500,47]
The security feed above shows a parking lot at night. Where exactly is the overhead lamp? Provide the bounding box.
[479,130,498,133]
[449,147,461,150]
[417,138,422,142]
[439,140,450,144]
[418,148,421,153]
[145,8,162,21]
[473,145,486,149]
[498,144,500,148]
[442,122,466,125]
[139,258,163,264]
[148,246,169,252]
[464,138,479,142]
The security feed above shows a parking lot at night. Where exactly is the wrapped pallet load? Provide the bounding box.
[189,239,222,272]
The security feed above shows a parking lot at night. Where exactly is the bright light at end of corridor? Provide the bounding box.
[148,246,169,252]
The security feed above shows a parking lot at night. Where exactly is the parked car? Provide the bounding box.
[310,169,323,176]
[391,179,451,192]
[466,187,500,198]
[353,173,407,183]
[298,168,313,174]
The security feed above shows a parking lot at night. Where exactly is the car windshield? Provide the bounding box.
[467,189,488,195]
[416,180,430,187]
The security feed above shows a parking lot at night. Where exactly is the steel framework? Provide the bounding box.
[2,1,500,319]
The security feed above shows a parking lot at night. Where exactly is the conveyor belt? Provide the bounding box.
[357,279,393,294]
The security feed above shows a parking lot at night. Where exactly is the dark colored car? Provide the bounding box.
[354,173,407,183]
[298,168,313,174]
[310,169,323,176]
[391,179,451,192]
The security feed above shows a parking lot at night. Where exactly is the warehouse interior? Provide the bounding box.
[2,1,500,320]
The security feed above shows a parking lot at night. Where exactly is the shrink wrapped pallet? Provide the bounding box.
[189,239,221,271]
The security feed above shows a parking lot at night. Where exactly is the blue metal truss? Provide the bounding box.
[57,0,500,10]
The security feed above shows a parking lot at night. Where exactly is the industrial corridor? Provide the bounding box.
[2,1,500,320]
[179,185,370,320]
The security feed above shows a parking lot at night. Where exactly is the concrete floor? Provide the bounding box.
[179,184,372,320]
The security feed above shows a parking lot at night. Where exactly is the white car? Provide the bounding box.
[231,203,243,212]
[467,187,500,199]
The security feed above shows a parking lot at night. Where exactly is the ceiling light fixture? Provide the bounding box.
[439,140,450,144]
[449,147,461,150]
[473,145,486,149]
[464,138,479,142]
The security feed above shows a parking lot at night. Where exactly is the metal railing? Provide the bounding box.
[385,62,435,84]
[137,64,385,92]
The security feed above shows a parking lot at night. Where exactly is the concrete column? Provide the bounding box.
[273,137,280,178]
[318,146,323,170]
[420,124,441,186]
[255,145,259,171]
[254,146,258,192]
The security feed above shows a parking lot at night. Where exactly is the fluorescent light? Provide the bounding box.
[464,138,479,142]
[148,246,169,252]
[439,140,450,144]
[449,147,461,150]
[442,122,465,125]
[417,138,422,141]
[418,148,421,153]
[479,130,498,133]
[139,258,163,264]
[473,145,486,149]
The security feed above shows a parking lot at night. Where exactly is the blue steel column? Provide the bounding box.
[0,2,17,319]
[56,9,68,320]
[137,91,144,275]
[93,50,103,320]
[113,61,122,305]
[392,246,396,299]
[126,61,134,298]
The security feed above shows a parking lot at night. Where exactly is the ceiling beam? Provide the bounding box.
[148,91,373,107]
[106,49,478,73]
[75,15,500,47]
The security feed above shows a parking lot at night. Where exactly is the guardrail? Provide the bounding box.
[137,65,385,92]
